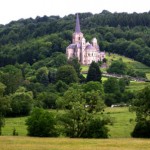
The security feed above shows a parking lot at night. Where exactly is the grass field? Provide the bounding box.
[2,107,135,138]
[0,136,150,150]
[105,107,136,138]
[2,117,27,136]
[126,81,150,92]
[1,108,148,150]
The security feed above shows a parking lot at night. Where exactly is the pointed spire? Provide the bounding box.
[75,13,81,33]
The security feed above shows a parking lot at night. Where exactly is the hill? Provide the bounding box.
[105,53,150,79]
[0,11,150,67]
[82,53,150,79]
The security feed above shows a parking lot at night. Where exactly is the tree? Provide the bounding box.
[0,65,23,94]
[68,57,81,77]
[56,65,78,84]
[51,52,67,67]
[36,92,58,109]
[86,61,102,82]
[36,67,49,86]
[0,82,10,135]
[7,87,33,117]
[104,78,120,94]
[130,85,150,138]
[104,78,122,106]
[57,84,110,138]
[107,59,127,75]
[26,108,58,137]
[48,68,57,83]
[55,80,68,93]
[118,78,127,93]
[82,81,104,99]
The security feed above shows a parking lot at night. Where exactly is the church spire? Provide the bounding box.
[75,13,81,33]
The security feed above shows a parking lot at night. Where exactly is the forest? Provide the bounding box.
[0,10,150,138]
[0,10,150,67]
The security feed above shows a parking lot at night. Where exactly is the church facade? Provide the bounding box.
[66,14,105,65]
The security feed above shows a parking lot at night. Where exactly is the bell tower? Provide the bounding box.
[72,14,83,44]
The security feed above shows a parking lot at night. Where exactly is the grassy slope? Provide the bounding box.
[105,53,150,80]
[126,81,150,92]
[106,107,136,138]
[0,136,150,150]
[2,117,27,136]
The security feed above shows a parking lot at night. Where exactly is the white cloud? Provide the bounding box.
[0,0,150,24]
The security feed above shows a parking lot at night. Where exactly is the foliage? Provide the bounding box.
[68,57,81,77]
[104,78,120,94]
[0,12,150,68]
[51,52,67,67]
[107,59,127,75]
[36,92,58,109]
[131,85,150,121]
[0,82,10,135]
[0,65,23,94]
[130,85,150,138]
[56,65,79,84]
[57,83,110,138]
[131,120,150,138]
[55,80,68,93]
[86,61,102,82]
[7,87,33,117]
[36,67,49,85]
[82,117,109,138]
[26,108,58,137]
[104,77,131,106]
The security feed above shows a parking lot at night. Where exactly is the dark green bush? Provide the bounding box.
[131,120,150,138]
[26,108,58,137]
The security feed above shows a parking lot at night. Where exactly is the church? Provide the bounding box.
[66,14,105,65]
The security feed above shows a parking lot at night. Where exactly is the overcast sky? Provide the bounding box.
[0,0,150,24]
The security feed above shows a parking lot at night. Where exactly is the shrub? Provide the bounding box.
[26,108,58,137]
[82,117,109,138]
[131,120,150,138]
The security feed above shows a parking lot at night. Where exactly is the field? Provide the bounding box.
[126,81,150,92]
[0,108,149,150]
[106,107,136,138]
[0,136,150,150]
[105,53,150,80]
[2,107,135,138]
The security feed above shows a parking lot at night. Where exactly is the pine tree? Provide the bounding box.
[86,61,102,82]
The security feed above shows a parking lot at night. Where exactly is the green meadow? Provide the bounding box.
[0,107,142,150]
[2,107,135,138]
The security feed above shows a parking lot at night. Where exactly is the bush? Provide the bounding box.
[26,108,58,137]
[82,117,109,138]
[131,120,150,138]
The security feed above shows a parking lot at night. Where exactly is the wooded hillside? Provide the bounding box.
[0,10,150,67]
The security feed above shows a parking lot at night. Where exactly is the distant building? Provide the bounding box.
[66,14,105,65]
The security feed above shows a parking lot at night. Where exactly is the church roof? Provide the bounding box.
[75,14,81,33]
[67,44,76,49]
[67,43,81,49]
[85,44,95,50]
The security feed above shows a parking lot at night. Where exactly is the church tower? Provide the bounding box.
[72,14,83,44]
